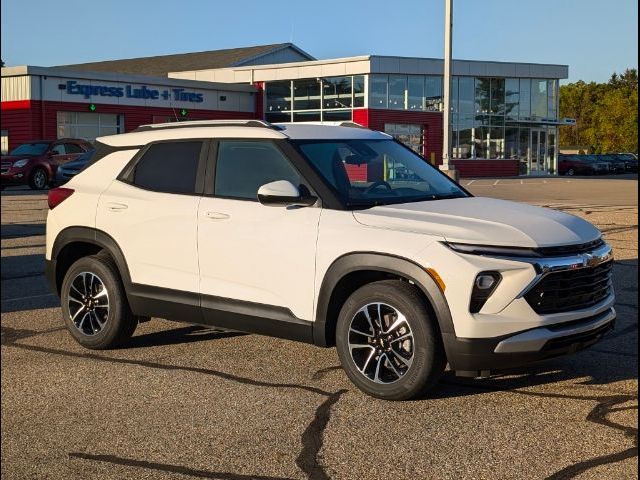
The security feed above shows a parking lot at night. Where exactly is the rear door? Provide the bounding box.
[96,140,207,294]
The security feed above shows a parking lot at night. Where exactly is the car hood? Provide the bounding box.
[352,197,601,248]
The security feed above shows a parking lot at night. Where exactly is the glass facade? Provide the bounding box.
[264,73,560,174]
[265,75,365,123]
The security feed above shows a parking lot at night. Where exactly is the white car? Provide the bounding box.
[45,120,615,400]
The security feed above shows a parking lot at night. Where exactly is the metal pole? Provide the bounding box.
[440,0,458,180]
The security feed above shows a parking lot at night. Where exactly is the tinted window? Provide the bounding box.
[51,144,66,155]
[132,141,202,194]
[215,141,300,200]
[65,143,84,154]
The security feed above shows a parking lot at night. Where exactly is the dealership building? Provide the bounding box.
[1,43,569,176]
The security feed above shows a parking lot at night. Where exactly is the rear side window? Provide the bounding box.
[214,140,300,200]
[64,143,84,154]
[132,141,202,194]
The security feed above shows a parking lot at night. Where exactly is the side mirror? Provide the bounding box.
[257,180,316,207]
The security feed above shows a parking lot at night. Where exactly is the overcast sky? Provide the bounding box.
[2,0,637,83]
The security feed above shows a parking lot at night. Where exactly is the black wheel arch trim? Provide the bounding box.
[314,252,456,349]
[49,226,133,297]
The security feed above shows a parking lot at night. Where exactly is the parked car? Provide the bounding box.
[558,154,594,175]
[54,150,95,185]
[611,153,638,173]
[45,120,615,400]
[1,139,93,190]
[596,154,626,174]
[580,154,612,175]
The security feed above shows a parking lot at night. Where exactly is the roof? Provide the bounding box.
[56,43,315,76]
[169,54,569,83]
[97,120,388,147]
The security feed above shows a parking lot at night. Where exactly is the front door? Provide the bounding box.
[197,140,321,322]
[530,129,548,175]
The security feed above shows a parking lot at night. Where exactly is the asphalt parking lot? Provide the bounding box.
[1,176,638,480]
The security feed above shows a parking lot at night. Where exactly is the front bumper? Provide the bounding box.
[445,307,615,375]
[1,166,29,185]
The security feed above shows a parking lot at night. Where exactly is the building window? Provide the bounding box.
[388,75,407,110]
[293,79,321,110]
[490,78,505,115]
[369,75,388,109]
[407,76,424,111]
[266,81,292,114]
[384,123,424,155]
[505,79,519,120]
[1,130,8,155]
[519,79,531,120]
[425,76,443,112]
[323,76,352,109]
[56,112,123,142]
[353,75,365,108]
[547,79,558,120]
[458,77,474,115]
[531,79,548,119]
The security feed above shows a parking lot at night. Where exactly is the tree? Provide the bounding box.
[560,69,638,153]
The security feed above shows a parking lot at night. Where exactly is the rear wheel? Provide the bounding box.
[60,254,137,349]
[29,167,48,190]
[335,280,446,400]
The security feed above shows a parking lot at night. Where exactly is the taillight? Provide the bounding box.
[48,187,74,209]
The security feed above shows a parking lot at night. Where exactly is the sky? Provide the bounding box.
[1,0,637,83]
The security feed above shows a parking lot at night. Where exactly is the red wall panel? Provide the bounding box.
[451,159,520,177]
[1,100,258,151]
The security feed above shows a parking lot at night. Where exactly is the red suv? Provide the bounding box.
[1,139,93,190]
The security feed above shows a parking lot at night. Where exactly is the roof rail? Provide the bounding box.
[132,119,276,133]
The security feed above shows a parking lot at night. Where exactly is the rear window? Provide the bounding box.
[131,141,203,194]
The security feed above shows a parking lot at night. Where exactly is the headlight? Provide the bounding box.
[13,159,30,168]
[445,242,540,258]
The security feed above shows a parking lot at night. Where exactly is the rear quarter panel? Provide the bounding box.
[45,149,139,260]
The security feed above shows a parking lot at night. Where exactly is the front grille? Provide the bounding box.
[1,168,8,174]
[535,238,605,257]
[525,260,613,314]
[1,162,11,169]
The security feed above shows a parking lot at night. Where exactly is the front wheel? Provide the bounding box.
[29,167,49,190]
[335,280,446,400]
[60,254,137,349]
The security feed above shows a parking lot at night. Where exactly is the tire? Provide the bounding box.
[60,254,137,349]
[335,280,446,400]
[29,167,48,190]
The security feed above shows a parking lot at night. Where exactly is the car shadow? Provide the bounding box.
[123,324,247,349]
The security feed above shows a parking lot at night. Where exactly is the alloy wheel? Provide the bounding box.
[67,271,110,335]
[348,303,414,384]
[33,169,47,189]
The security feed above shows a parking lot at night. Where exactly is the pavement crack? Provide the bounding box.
[296,389,347,480]
[68,453,296,480]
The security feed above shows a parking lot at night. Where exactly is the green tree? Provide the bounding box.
[560,69,638,153]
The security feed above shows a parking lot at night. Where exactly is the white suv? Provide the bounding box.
[45,120,616,400]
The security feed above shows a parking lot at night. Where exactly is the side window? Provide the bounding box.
[50,144,66,155]
[64,143,84,154]
[214,141,300,200]
[131,141,202,194]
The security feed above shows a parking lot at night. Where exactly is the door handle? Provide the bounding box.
[107,202,128,212]
[205,211,230,220]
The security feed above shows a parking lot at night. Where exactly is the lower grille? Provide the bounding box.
[542,320,614,351]
[525,260,613,314]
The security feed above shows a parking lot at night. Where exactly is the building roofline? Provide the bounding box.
[231,42,316,66]
[0,65,257,92]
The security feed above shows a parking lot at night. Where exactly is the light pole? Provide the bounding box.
[440,0,459,180]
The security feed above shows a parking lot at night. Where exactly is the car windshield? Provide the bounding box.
[293,139,468,207]
[9,142,50,156]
